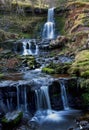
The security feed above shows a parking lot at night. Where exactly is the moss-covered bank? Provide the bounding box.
[42,62,71,75]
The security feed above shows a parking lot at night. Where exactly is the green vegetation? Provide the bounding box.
[2,111,23,129]
[82,93,89,106]
[42,67,55,74]
[42,62,71,75]
[69,50,89,107]
[0,14,46,41]
[55,15,66,35]
[19,55,40,69]
[69,50,89,77]
[0,73,4,80]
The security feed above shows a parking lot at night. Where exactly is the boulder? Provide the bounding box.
[14,42,23,52]
[49,35,69,49]
[2,111,23,130]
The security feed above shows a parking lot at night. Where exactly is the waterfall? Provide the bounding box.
[16,85,28,112]
[22,39,39,55]
[6,99,10,111]
[24,86,27,112]
[60,80,69,110]
[42,7,55,40]
[35,86,51,110]
[16,86,20,110]
[0,100,7,113]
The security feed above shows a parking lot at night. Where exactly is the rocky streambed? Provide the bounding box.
[0,38,89,130]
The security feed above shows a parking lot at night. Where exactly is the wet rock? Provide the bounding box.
[49,35,69,49]
[0,39,16,49]
[49,80,63,110]
[68,128,74,130]
[80,120,88,126]
[2,111,23,130]
[14,42,23,52]
[39,39,50,50]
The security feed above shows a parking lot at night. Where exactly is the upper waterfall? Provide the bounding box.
[42,7,55,40]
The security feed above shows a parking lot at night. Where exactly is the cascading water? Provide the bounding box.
[22,39,39,55]
[6,99,10,111]
[42,8,55,39]
[16,85,28,112]
[16,86,20,110]
[59,79,69,110]
[24,86,27,112]
[35,86,51,110]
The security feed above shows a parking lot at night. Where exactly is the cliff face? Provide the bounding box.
[64,2,89,52]
[65,2,89,34]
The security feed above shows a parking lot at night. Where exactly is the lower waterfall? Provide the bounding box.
[24,86,27,112]
[35,86,51,110]
[16,85,28,112]
[60,79,69,110]
[16,86,20,110]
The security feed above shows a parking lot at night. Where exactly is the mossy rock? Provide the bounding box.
[81,79,89,89]
[0,73,4,80]
[82,93,89,107]
[42,62,71,75]
[2,111,23,130]
[69,50,89,77]
[26,56,37,69]
[42,67,55,74]
[81,71,89,78]
[19,55,40,69]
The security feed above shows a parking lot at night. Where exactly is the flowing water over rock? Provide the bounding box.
[35,86,51,110]
[15,39,39,55]
[0,7,82,130]
[42,8,55,39]
[0,49,81,130]
[59,79,69,110]
[22,39,39,55]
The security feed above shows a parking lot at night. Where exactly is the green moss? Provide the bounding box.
[19,55,39,69]
[0,73,4,80]
[69,50,89,77]
[80,79,89,89]
[0,14,46,40]
[81,71,89,78]
[2,111,23,129]
[27,56,36,68]
[13,112,23,125]
[42,62,71,75]
[55,15,66,35]
[67,1,89,8]
[82,93,89,106]
[42,67,55,74]
[2,118,8,123]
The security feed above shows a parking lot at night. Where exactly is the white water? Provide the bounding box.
[22,39,39,55]
[24,87,27,112]
[16,85,28,112]
[42,8,55,39]
[60,80,69,110]
[16,86,20,110]
[6,99,10,111]
[35,86,51,110]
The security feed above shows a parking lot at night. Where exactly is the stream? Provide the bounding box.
[0,7,82,130]
[0,39,81,130]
